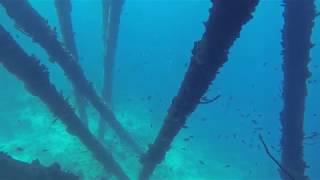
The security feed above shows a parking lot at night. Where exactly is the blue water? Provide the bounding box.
[0,0,319,179]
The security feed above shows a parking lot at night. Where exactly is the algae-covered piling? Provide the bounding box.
[0,0,142,155]
[139,0,259,179]
[99,0,125,140]
[0,26,129,180]
[102,0,124,104]
[0,152,79,180]
[280,0,316,179]
[54,0,88,126]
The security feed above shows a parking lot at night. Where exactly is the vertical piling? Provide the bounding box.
[0,26,129,180]
[102,0,124,103]
[99,0,124,140]
[280,0,316,179]
[139,0,259,179]
[54,0,88,126]
[0,0,142,155]
[99,0,112,141]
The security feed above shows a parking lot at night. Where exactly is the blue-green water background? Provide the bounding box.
[0,0,319,179]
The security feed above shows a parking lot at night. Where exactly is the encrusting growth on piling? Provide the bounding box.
[99,0,125,140]
[54,0,88,126]
[0,0,142,155]
[280,0,316,179]
[139,0,259,179]
[0,152,79,180]
[0,26,129,180]
[0,0,318,179]
[102,0,124,104]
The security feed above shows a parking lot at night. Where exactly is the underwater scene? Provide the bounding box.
[0,0,319,180]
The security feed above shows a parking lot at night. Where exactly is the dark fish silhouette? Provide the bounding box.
[200,94,221,104]
[16,147,24,152]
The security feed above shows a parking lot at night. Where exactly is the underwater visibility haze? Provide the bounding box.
[0,0,319,179]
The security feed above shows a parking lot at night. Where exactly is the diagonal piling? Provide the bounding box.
[280,0,316,180]
[0,152,79,180]
[0,0,142,155]
[0,25,129,180]
[139,0,259,179]
[54,0,88,126]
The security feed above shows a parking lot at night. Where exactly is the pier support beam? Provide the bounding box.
[0,26,129,180]
[102,0,124,104]
[0,0,142,155]
[54,0,88,126]
[280,0,316,179]
[0,152,78,180]
[139,0,259,179]
[99,0,125,140]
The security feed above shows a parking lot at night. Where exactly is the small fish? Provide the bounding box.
[224,165,231,168]
[183,138,190,142]
[254,127,263,131]
[304,132,319,140]
[42,149,48,152]
[202,21,207,27]
[233,133,237,139]
[257,144,261,149]
[182,125,188,129]
[199,160,205,165]
[51,118,58,124]
[200,94,221,104]
[251,120,258,125]
[201,118,207,122]
[16,147,24,152]
[146,96,152,101]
